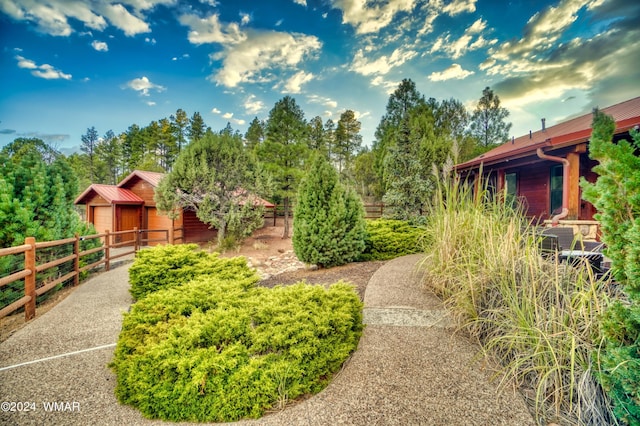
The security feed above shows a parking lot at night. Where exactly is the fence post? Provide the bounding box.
[74,233,80,286]
[105,230,111,272]
[169,227,174,244]
[24,237,36,321]
[134,227,139,252]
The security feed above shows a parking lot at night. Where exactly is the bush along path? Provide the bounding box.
[0,251,535,425]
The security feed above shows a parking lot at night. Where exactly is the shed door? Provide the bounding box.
[116,206,141,242]
[91,206,112,235]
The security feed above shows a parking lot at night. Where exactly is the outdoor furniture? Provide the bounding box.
[538,227,605,274]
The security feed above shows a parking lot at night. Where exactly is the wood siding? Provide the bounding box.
[121,177,156,205]
[514,162,551,222]
[183,210,217,243]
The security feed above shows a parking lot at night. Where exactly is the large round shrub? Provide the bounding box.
[128,244,256,300]
[293,155,366,268]
[111,273,363,422]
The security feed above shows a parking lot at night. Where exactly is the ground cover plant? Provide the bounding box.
[113,249,363,422]
[420,167,617,425]
[358,219,424,261]
[128,244,255,300]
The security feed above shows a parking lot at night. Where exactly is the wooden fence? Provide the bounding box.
[268,203,385,223]
[0,226,184,321]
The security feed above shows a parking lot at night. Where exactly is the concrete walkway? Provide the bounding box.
[0,254,534,425]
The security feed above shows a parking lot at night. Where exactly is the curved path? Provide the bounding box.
[0,255,534,425]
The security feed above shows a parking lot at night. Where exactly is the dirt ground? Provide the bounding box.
[1,220,384,342]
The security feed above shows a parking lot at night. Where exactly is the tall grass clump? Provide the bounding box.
[420,165,617,425]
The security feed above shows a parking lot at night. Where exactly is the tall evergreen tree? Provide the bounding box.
[258,96,309,238]
[188,111,207,143]
[170,108,189,153]
[244,117,265,151]
[293,155,366,268]
[372,79,426,194]
[97,129,122,184]
[580,110,640,424]
[308,116,329,158]
[470,86,512,149]
[81,126,99,181]
[334,109,362,180]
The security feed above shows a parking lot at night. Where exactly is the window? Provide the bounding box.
[505,172,517,198]
[550,165,563,215]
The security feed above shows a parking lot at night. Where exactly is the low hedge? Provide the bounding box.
[128,244,255,300]
[358,219,424,261]
[112,265,363,422]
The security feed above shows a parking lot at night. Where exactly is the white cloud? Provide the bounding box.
[330,0,416,34]
[0,0,176,37]
[212,31,322,88]
[222,112,233,119]
[430,18,495,59]
[179,13,246,45]
[244,95,265,114]
[91,40,108,51]
[146,101,156,106]
[284,70,314,93]
[233,118,246,126]
[180,13,322,89]
[350,47,417,76]
[212,107,221,114]
[239,12,250,26]
[442,0,477,16]
[16,55,37,69]
[15,55,71,79]
[293,0,307,6]
[307,94,338,109]
[428,63,474,81]
[126,76,165,96]
[145,37,156,44]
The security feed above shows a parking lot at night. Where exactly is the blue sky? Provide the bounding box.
[1,0,639,153]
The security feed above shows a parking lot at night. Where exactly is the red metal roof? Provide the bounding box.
[74,184,144,205]
[118,170,165,188]
[457,96,640,171]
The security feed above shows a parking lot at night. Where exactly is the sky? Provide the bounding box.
[1,0,639,153]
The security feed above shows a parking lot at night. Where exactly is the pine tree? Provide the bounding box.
[258,96,309,238]
[293,155,366,268]
[581,110,640,424]
[188,111,207,143]
[244,117,265,151]
[470,87,512,149]
[334,109,362,180]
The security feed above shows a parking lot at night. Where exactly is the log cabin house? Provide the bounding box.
[74,170,275,243]
[455,96,640,241]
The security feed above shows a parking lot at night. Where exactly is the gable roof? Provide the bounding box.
[456,96,640,171]
[75,184,144,205]
[118,170,165,188]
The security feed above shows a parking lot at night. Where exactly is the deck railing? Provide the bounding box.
[0,226,184,321]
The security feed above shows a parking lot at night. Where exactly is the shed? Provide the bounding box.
[75,170,275,244]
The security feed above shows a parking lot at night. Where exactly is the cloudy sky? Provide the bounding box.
[1,0,639,151]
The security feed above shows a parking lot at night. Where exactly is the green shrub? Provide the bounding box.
[581,110,640,425]
[293,155,366,268]
[358,219,424,261]
[128,244,256,300]
[111,274,363,422]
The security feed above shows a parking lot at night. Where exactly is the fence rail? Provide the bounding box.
[0,226,184,321]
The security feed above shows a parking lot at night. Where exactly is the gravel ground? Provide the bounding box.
[0,254,535,426]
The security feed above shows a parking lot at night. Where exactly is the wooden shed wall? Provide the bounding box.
[183,210,217,243]
[122,177,157,205]
[510,161,551,222]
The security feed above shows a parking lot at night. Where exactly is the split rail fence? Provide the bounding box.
[0,227,184,321]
